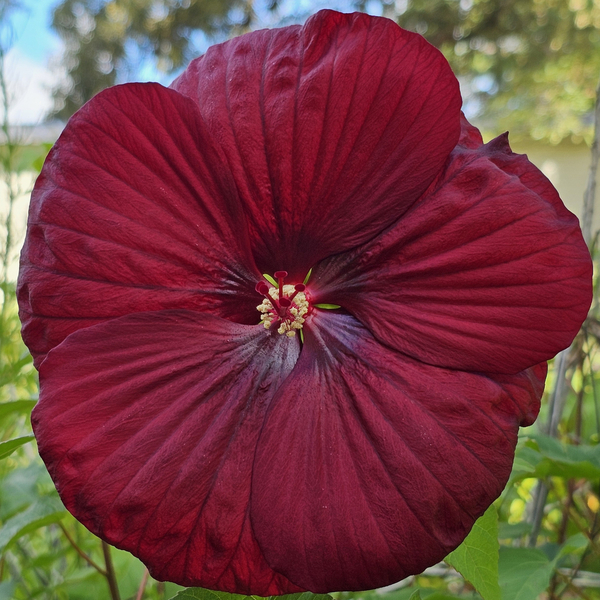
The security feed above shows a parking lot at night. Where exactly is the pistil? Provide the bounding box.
[256,274,310,337]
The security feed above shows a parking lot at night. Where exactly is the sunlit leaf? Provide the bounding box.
[0,400,37,422]
[557,533,588,558]
[446,505,500,600]
[0,435,35,460]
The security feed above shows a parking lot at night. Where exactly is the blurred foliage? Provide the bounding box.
[50,0,599,143]
[366,0,600,144]
[50,0,259,119]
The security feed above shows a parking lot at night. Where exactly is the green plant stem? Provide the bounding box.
[528,482,549,547]
[58,522,106,575]
[102,541,121,600]
[575,380,585,443]
[549,479,577,597]
[555,570,594,600]
[568,507,600,556]
[529,348,573,546]
[586,339,600,437]
[135,568,149,600]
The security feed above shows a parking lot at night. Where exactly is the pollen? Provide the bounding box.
[255,276,310,338]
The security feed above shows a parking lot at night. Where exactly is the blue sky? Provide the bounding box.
[3,0,62,124]
[2,0,377,125]
[9,0,61,63]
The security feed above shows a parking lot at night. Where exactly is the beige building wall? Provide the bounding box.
[0,171,35,282]
[511,140,600,239]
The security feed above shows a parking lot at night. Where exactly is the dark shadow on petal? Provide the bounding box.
[19,83,261,367]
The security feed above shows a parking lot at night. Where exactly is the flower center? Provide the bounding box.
[255,271,310,337]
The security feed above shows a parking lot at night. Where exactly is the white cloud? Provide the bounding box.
[1,47,63,125]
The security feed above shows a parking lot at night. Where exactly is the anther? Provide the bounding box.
[256,274,311,338]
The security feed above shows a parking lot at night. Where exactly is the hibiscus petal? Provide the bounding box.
[172,9,461,278]
[18,83,260,367]
[251,312,545,592]
[33,310,303,595]
[310,123,592,374]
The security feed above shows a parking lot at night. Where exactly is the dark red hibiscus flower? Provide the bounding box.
[18,9,591,596]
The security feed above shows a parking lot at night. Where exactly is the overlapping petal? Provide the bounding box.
[310,121,592,374]
[172,9,462,278]
[18,83,261,367]
[251,312,545,592]
[33,311,302,595]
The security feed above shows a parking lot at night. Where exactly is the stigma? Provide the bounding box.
[255,271,310,337]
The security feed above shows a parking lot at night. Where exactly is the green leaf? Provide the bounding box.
[313,304,341,310]
[512,435,600,481]
[558,532,588,557]
[0,400,37,422]
[262,274,278,287]
[0,495,66,554]
[0,435,35,460]
[498,548,555,600]
[445,505,500,600]
[0,462,53,519]
[168,590,333,600]
[408,592,422,600]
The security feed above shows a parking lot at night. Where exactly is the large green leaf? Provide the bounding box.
[445,505,500,600]
[169,590,333,600]
[557,533,588,558]
[0,400,37,422]
[0,495,66,554]
[498,548,554,600]
[0,435,34,460]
